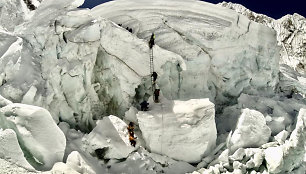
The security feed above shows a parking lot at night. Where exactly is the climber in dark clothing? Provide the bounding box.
[149,33,155,49]
[154,89,160,103]
[127,122,137,147]
[129,135,137,147]
[140,101,149,111]
[129,28,133,33]
[127,122,135,135]
[151,72,158,83]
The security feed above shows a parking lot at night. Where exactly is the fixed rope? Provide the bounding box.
[160,103,164,154]
[150,48,156,93]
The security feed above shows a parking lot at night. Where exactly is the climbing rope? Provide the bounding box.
[160,103,164,154]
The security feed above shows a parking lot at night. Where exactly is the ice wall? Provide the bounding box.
[92,0,280,105]
[220,2,306,75]
[0,0,279,131]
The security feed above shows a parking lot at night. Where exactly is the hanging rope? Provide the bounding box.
[150,48,155,92]
[160,103,164,154]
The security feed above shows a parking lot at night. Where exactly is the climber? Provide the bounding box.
[151,72,158,83]
[129,28,133,33]
[129,134,137,147]
[129,130,135,138]
[127,122,137,147]
[149,33,155,49]
[154,89,160,103]
[127,122,135,135]
[140,100,149,111]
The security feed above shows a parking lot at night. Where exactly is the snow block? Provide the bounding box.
[228,108,271,153]
[0,129,35,171]
[137,98,216,163]
[0,103,66,170]
[83,115,135,159]
[51,162,80,174]
[264,146,283,173]
[66,151,95,174]
[265,108,306,173]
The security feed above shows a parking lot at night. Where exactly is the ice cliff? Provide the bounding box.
[0,0,279,131]
[0,0,305,173]
[219,2,306,75]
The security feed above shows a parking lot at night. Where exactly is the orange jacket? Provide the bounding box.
[129,135,135,141]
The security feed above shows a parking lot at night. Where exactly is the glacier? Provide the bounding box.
[0,0,305,173]
[0,0,280,131]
